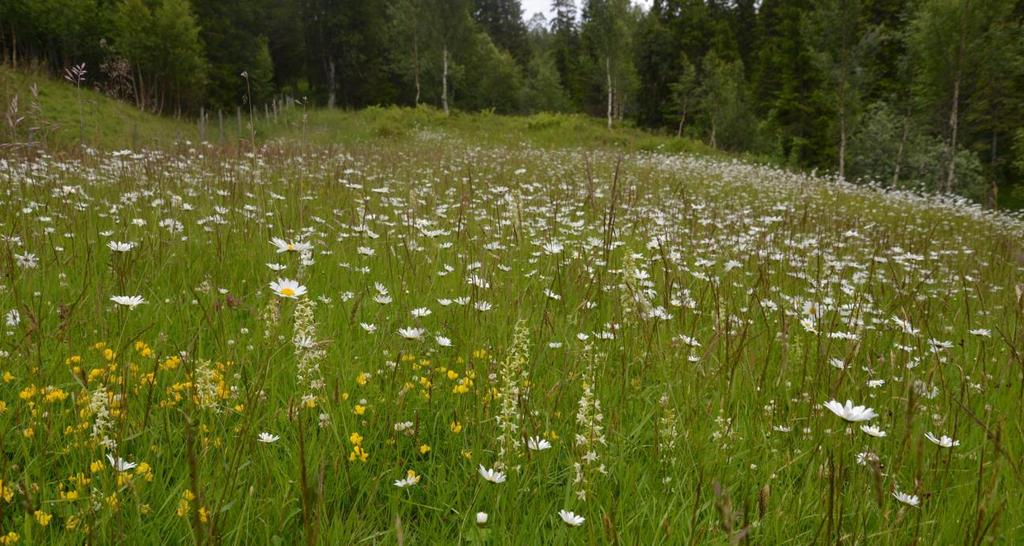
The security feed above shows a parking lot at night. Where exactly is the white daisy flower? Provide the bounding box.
[107,454,138,472]
[398,327,426,341]
[558,510,585,526]
[893,490,920,507]
[860,425,886,438]
[270,238,312,253]
[478,465,506,484]
[270,278,307,299]
[924,432,959,448]
[111,295,146,309]
[393,470,421,488]
[107,241,135,252]
[526,436,551,451]
[823,399,877,422]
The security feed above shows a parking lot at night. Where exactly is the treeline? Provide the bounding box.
[2,0,1024,201]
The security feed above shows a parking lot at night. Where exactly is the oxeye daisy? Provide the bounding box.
[526,436,552,451]
[393,469,421,488]
[477,465,506,484]
[110,295,146,309]
[860,425,886,438]
[107,454,137,472]
[924,432,959,448]
[823,399,877,422]
[270,238,311,253]
[398,327,426,340]
[107,241,134,252]
[558,510,585,526]
[893,490,920,507]
[257,432,280,443]
[270,278,307,299]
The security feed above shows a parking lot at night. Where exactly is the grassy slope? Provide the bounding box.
[0,65,723,158]
[0,66,200,149]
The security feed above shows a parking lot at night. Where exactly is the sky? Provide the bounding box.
[520,0,653,23]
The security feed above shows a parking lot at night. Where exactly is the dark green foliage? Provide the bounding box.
[633,4,676,127]
[189,0,273,108]
[473,0,530,64]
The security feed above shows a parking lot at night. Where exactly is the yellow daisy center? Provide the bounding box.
[280,287,296,297]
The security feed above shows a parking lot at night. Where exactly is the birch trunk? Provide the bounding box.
[945,3,968,193]
[442,46,449,116]
[413,28,421,106]
[605,57,612,129]
[945,76,960,193]
[838,114,847,180]
[326,59,336,109]
[676,101,687,138]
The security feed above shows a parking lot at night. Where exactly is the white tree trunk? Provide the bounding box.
[442,46,449,116]
[413,34,421,106]
[326,59,336,109]
[838,114,847,180]
[945,76,960,193]
[606,57,613,129]
[945,4,968,194]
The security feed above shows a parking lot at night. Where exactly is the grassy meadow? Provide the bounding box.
[1,69,1024,545]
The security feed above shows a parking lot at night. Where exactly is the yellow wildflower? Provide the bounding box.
[33,511,52,527]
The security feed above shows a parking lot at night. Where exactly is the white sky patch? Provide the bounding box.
[521,0,652,23]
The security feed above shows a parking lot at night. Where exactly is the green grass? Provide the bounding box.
[261,105,722,157]
[0,139,1022,544]
[1,67,1023,545]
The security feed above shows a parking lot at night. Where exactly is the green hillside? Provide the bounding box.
[1,66,200,149]
[1,66,722,157]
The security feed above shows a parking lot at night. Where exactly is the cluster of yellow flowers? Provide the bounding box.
[348,432,369,463]
[175,489,208,522]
